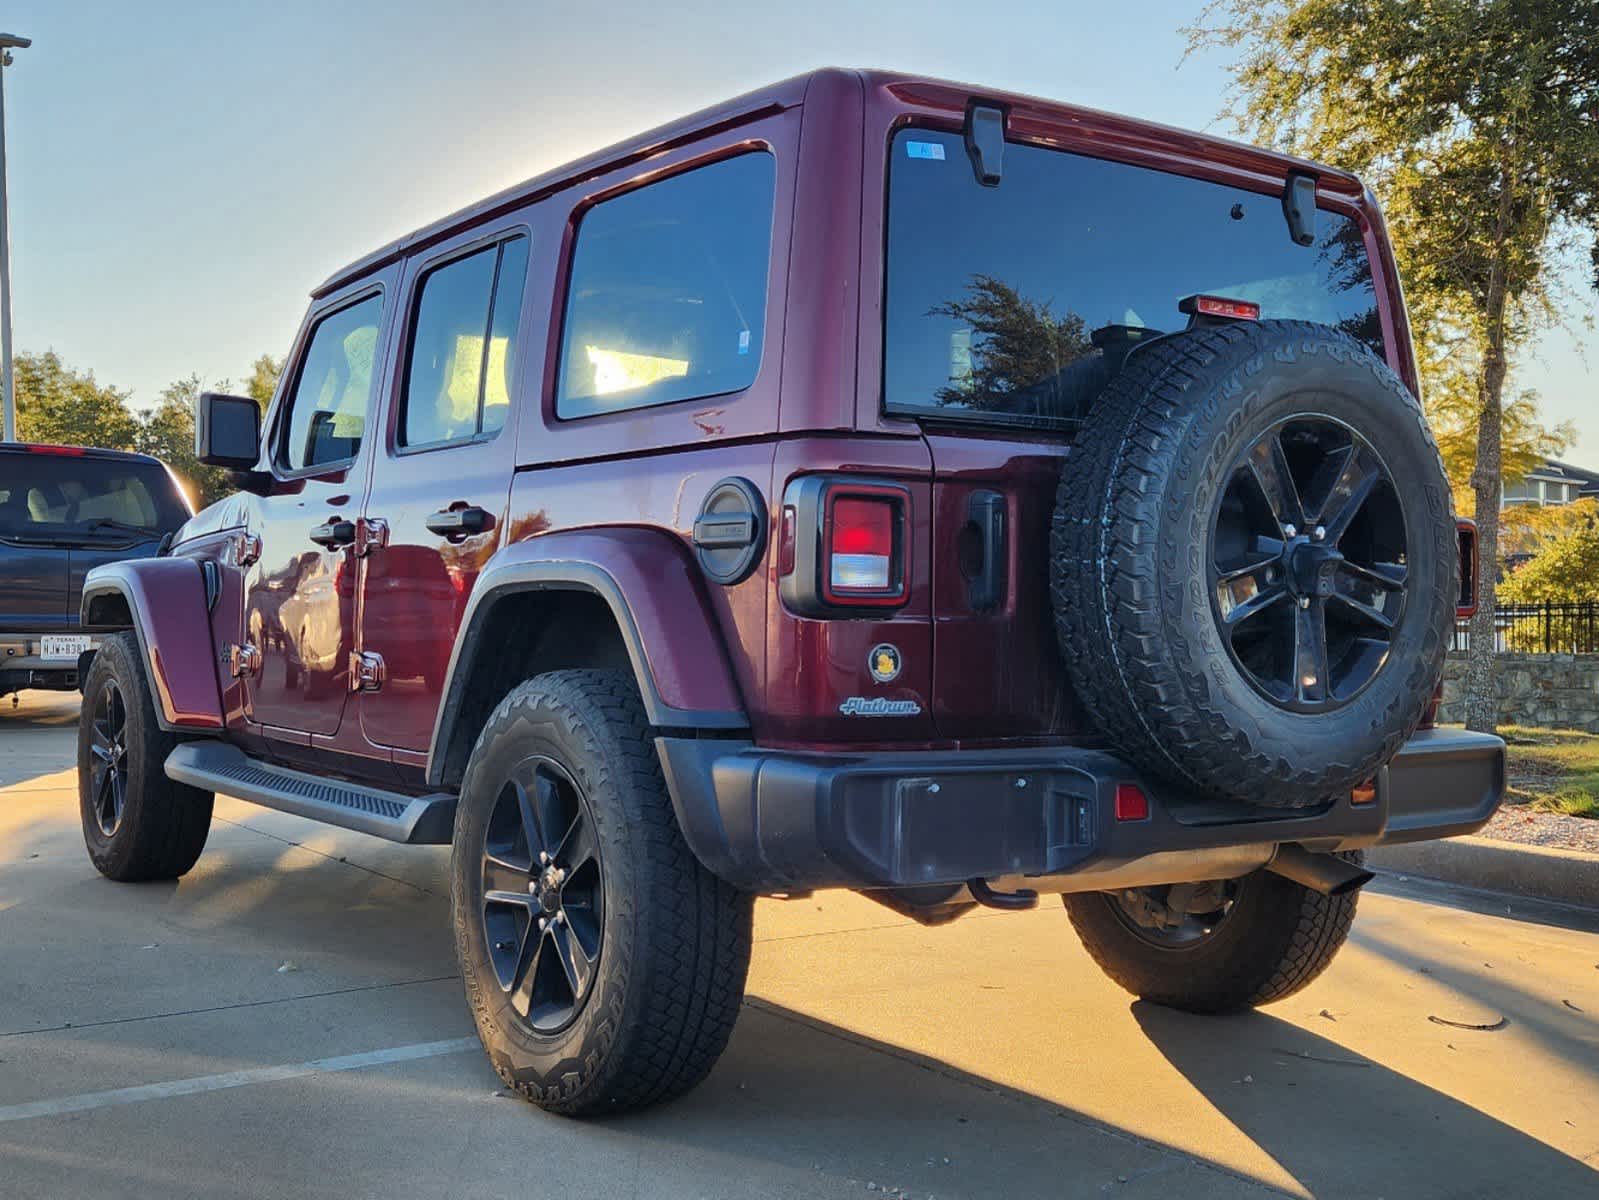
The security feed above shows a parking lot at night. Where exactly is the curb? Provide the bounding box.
[1368,835,1599,910]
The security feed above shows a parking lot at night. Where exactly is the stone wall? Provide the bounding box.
[1438,653,1599,732]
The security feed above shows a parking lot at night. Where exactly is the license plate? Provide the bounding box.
[40,635,91,662]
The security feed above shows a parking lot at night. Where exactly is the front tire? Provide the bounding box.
[451,669,752,1116]
[77,632,214,882]
[1063,855,1362,1013]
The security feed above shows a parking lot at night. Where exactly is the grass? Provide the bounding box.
[1496,725,1599,819]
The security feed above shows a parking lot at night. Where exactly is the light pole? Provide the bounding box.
[0,33,29,443]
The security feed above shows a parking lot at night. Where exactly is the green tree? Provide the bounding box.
[1190,0,1599,733]
[243,354,283,408]
[13,350,140,450]
[930,275,1091,414]
[136,374,235,510]
[1498,506,1599,604]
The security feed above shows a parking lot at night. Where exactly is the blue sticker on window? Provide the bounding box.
[737,329,751,355]
[905,141,946,161]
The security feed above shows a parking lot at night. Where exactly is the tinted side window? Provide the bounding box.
[557,152,775,419]
[282,294,384,471]
[401,235,529,448]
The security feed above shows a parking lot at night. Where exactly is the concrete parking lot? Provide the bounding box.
[2,689,1596,1198]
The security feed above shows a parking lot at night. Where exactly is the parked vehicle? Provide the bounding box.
[77,69,1504,1115]
[0,444,190,704]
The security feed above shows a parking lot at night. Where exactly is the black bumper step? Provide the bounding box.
[165,742,456,844]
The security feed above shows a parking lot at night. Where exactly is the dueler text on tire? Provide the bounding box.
[1063,854,1364,1012]
[1051,320,1455,808]
[451,669,753,1116]
[77,632,214,881]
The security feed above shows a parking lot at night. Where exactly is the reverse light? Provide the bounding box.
[1179,294,1261,321]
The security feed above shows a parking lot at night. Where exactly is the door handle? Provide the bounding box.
[308,518,356,549]
[964,490,1007,612]
[426,506,491,539]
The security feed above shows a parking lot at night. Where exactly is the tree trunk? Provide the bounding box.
[1464,258,1511,734]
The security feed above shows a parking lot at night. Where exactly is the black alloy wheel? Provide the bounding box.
[480,756,604,1034]
[1107,880,1241,949]
[1210,415,1408,713]
[87,679,130,837]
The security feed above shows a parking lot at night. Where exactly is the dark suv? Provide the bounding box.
[78,69,1502,1115]
[1,443,190,704]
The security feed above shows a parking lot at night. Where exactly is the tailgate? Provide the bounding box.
[923,432,1080,740]
[0,539,70,634]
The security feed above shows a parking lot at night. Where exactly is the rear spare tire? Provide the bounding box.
[1051,320,1454,809]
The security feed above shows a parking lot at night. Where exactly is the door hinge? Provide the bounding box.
[354,517,389,558]
[230,531,262,568]
[222,642,262,679]
[348,650,386,693]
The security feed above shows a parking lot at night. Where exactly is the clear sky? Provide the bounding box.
[5,0,1596,462]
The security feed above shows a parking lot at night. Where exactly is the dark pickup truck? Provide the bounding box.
[1,444,190,703]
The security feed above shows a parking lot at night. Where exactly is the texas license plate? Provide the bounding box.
[40,635,91,662]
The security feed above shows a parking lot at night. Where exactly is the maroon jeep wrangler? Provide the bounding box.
[77,69,1502,1115]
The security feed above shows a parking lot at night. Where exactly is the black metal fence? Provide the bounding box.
[1452,602,1599,654]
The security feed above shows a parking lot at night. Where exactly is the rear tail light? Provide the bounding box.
[1456,518,1478,618]
[827,496,897,595]
[779,477,910,615]
[23,443,86,456]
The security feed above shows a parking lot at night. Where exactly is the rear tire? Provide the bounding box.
[451,669,752,1115]
[1063,854,1362,1013]
[77,632,214,882]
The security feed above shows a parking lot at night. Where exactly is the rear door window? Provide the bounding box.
[884,129,1383,431]
[400,236,529,448]
[281,293,384,471]
[557,152,776,419]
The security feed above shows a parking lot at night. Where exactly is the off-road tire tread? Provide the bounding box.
[78,632,213,882]
[1051,321,1452,808]
[454,669,751,1116]
[1063,853,1363,1013]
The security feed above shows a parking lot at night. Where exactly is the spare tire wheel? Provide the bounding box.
[1051,320,1455,809]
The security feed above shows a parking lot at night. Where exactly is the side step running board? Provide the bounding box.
[165,742,456,844]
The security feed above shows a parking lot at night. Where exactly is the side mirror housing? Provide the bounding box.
[195,392,261,470]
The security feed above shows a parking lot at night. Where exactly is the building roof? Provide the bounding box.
[1534,459,1599,497]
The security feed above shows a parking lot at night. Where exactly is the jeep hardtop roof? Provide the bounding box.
[314,68,1366,300]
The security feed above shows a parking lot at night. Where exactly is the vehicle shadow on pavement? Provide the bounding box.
[597,996,1280,1199]
[1131,1001,1596,1197]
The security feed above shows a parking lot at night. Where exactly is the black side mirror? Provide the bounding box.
[196,392,261,469]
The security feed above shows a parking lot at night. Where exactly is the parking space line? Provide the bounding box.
[0,1037,478,1125]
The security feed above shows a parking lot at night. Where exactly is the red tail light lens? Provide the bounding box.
[829,498,895,590]
[821,486,907,607]
[1114,783,1150,822]
[1178,293,1260,321]
[25,443,86,456]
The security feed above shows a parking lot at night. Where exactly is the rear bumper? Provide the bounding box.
[655,727,1505,893]
[0,634,98,692]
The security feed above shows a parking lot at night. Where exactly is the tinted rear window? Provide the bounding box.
[0,454,188,539]
[884,130,1383,431]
